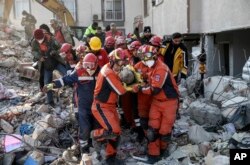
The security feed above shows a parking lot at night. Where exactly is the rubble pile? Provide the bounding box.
[1,28,250,165]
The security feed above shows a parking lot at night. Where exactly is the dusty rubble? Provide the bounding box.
[1,27,250,165]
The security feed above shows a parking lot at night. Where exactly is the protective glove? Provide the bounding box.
[43,83,54,93]
[123,83,133,92]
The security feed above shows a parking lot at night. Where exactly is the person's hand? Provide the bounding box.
[123,83,133,92]
[132,83,141,93]
[42,83,54,93]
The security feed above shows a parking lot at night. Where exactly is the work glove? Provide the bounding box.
[43,83,54,93]
[123,83,133,92]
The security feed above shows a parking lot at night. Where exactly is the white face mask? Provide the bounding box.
[145,60,155,68]
[37,38,44,44]
[60,52,66,58]
[86,69,96,76]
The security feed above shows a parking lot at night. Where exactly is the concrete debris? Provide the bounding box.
[188,125,215,144]
[0,119,14,133]
[0,56,19,68]
[204,150,229,165]
[198,142,211,156]
[188,99,222,125]
[3,153,15,165]
[1,27,250,165]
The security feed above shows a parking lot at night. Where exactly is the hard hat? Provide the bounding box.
[109,48,128,65]
[76,45,87,54]
[141,45,157,61]
[105,36,115,47]
[82,53,98,69]
[128,41,142,51]
[115,36,126,47]
[149,36,162,47]
[33,29,44,40]
[89,37,102,51]
[60,43,72,53]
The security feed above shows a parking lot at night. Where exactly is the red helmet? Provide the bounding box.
[82,53,98,69]
[76,45,87,54]
[60,43,72,53]
[149,36,162,47]
[109,48,129,65]
[141,45,157,61]
[115,36,126,47]
[128,41,142,51]
[33,29,44,40]
[105,36,115,47]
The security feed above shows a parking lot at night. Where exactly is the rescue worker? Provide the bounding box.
[34,24,54,93]
[126,33,138,45]
[105,23,122,38]
[49,19,73,45]
[104,36,115,54]
[88,36,109,68]
[76,44,89,63]
[96,26,105,46]
[43,53,99,153]
[162,32,188,83]
[132,45,179,164]
[31,29,67,107]
[91,48,129,164]
[115,36,135,128]
[140,26,154,45]
[21,10,37,40]
[128,40,142,65]
[149,36,164,61]
[83,22,98,40]
[133,45,153,141]
[59,43,78,72]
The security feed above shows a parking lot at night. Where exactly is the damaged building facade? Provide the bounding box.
[143,0,250,77]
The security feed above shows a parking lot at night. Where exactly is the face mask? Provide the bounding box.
[37,38,44,44]
[145,60,155,68]
[86,69,96,76]
[60,52,66,58]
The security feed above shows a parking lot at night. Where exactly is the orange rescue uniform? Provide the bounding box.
[91,63,126,157]
[140,59,179,156]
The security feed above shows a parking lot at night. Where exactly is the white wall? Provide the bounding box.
[190,0,250,33]
[77,0,103,27]
[143,0,188,37]
[124,0,143,33]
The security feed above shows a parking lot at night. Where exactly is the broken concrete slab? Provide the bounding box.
[204,150,229,165]
[0,119,14,133]
[222,96,248,108]
[188,125,214,144]
[188,100,222,125]
[204,76,249,101]
[23,135,41,148]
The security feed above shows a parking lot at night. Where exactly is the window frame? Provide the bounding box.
[103,0,124,21]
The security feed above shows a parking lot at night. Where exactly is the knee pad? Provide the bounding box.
[161,133,172,143]
[140,118,149,130]
[146,127,159,142]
